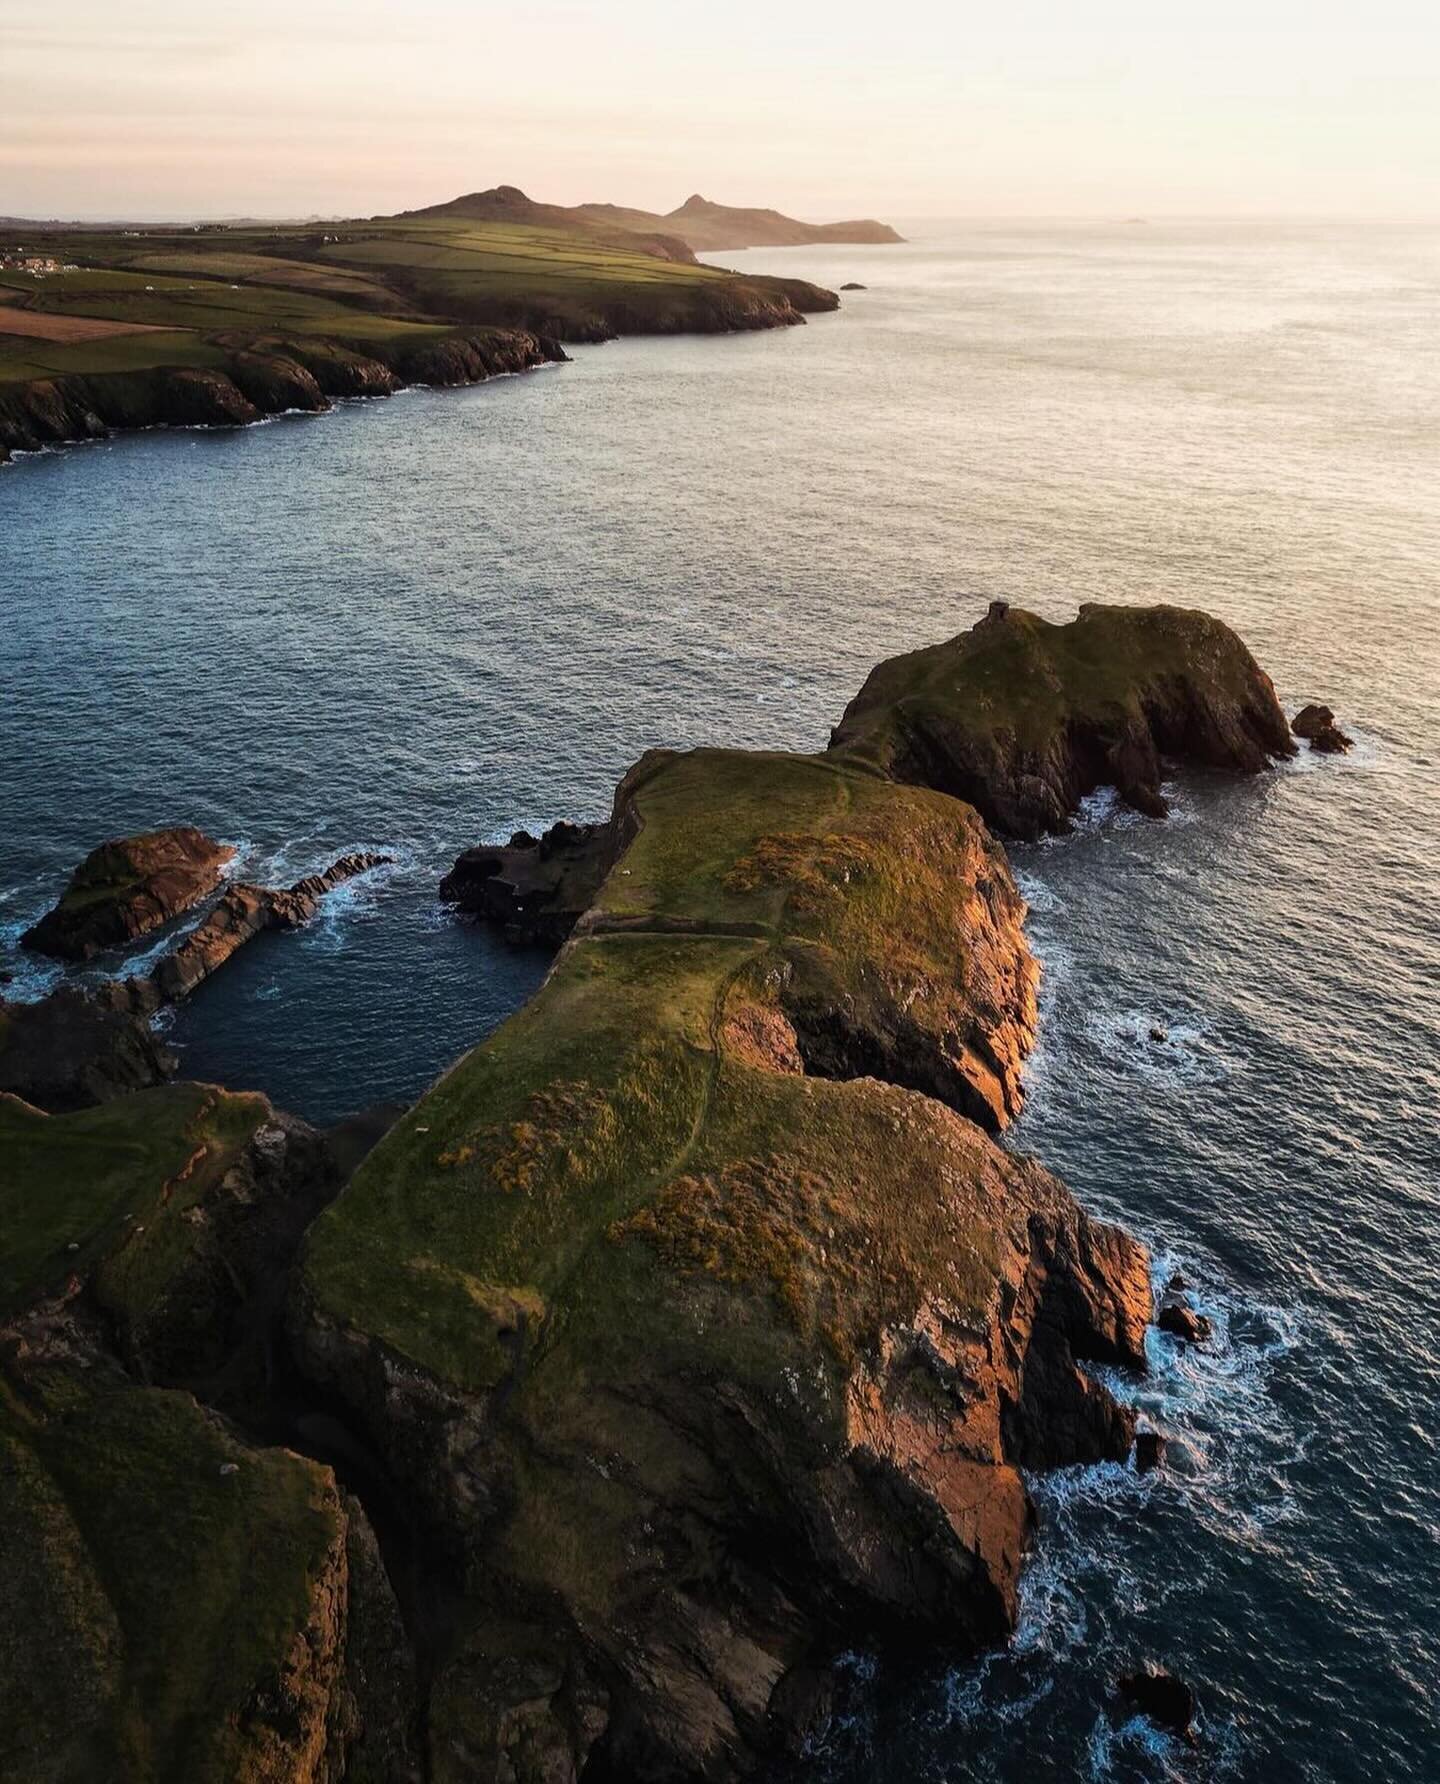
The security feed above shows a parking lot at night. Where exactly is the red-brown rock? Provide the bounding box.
[21,828,235,961]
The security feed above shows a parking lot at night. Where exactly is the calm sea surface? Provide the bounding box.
[2,221,1437,1781]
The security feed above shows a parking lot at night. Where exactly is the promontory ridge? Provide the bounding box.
[0,601,1317,1781]
[0,185,899,463]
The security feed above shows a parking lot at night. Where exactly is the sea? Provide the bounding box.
[2,220,1437,1781]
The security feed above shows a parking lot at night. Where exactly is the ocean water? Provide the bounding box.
[2,220,1438,1780]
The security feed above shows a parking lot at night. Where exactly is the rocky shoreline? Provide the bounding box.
[0,275,838,466]
[0,327,567,465]
[0,604,1319,1781]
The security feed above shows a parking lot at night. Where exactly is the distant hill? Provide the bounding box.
[399,186,903,254]
[647,193,903,250]
[393,186,698,264]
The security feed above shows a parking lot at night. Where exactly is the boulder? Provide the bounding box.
[1134,1430,1167,1473]
[840,281,867,291]
[21,827,235,961]
[1157,1296,1212,1344]
[1118,1663,1197,1742]
[1291,702,1353,754]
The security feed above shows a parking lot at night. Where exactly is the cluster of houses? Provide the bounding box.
[0,250,72,275]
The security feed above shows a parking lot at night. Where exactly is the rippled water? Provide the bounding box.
[3,220,1438,1780]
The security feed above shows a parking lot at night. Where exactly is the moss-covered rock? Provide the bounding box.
[0,1084,421,1782]
[0,1082,335,1394]
[0,988,173,1113]
[0,1352,413,1783]
[830,601,1296,838]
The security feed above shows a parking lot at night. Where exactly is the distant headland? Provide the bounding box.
[0,184,900,464]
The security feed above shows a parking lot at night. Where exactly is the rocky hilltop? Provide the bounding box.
[0,603,1303,1780]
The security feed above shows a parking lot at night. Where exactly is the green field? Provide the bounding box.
[0,212,826,385]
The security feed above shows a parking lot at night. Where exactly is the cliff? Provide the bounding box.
[298,742,1148,1779]
[0,602,1305,1781]
[1,201,845,464]
[0,328,565,464]
[0,1084,420,1781]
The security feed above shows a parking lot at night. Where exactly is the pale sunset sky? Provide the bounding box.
[3,0,1437,221]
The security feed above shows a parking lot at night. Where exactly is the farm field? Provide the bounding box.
[0,201,835,386]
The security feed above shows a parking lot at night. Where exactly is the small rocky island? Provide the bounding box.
[0,604,1318,1781]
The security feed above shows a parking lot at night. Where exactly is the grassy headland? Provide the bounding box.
[0,198,842,458]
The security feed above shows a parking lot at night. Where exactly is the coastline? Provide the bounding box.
[0,600,1300,1779]
[0,278,840,466]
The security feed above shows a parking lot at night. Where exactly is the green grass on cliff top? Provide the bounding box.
[831,602,1258,764]
[302,748,1006,1401]
[0,1084,268,1320]
[0,1370,340,1784]
[0,214,752,384]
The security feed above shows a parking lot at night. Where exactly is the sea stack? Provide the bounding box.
[20,827,235,960]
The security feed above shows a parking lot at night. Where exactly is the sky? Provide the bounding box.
[3,0,1438,221]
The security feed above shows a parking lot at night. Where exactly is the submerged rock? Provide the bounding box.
[1291,702,1354,754]
[840,281,867,290]
[1118,1662,1198,1742]
[1135,1430,1167,1473]
[21,827,235,961]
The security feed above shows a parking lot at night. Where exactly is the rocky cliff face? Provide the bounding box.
[0,1083,421,1782]
[830,601,1296,839]
[2,603,1307,1782]
[0,989,173,1112]
[0,329,565,463]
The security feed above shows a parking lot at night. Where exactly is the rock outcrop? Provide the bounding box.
[0,988,173,1112]
[103,851,392,1012]
[1118,1664,1198,1742]
[21,827,235,960]
[0,1081,423,1780]
[441,820,616,946]
[3,604,1304,1779]
[1291,702,1353,754]
[0,329,565,463]
[830,601,1297,839]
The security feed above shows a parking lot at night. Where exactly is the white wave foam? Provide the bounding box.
[1275,723,1386,778]
[1080,1006,1225,1088]
[1013,867,1066,914]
